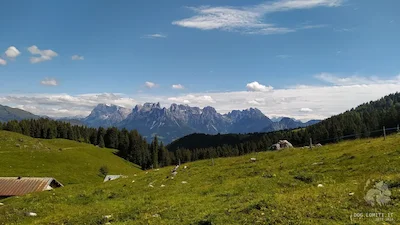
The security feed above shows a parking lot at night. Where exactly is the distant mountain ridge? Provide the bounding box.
[0,104,40,122]
[82,103,319,143]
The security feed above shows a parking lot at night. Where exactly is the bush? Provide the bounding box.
[99,165,109,177]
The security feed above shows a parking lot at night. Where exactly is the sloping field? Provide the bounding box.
[0,131,141,185]
[1,132,400,224]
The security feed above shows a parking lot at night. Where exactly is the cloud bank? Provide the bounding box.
[1,75,400,120]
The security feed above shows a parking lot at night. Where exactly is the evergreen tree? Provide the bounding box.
[151,136,159,168]
[98,135,105,148]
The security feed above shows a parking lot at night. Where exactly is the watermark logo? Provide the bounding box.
[350,180,394,222]
[364,180,391,206]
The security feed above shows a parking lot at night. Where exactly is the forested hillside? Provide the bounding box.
[167,92,400,162]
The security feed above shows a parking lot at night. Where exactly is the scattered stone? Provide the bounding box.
[18,138,24,142]
[154,169,160,171]
[145,172,148,174]
[152,213,160,218]
[171,177,174,180]
[317,184,324,188]
[261,212,265,216]
[105,223,111,225]
[171,171,178,177]
[250,158,256,162]
[312,162,324,166]
[0,203,4,206]
[181,181,187,184]
[132,180,135,183]
[26,212,37,217]
[15,143,21,148]
[103,215,112,219]
[134,174,137,176]
[148,184,154,188]
[349,192,355,196]
[184,166,187,169]
[160,184,165,187]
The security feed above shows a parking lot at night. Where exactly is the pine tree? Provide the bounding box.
[98,135,105,148]
[151,136,159,168]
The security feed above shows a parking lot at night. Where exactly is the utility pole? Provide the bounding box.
[397,124,399,133]
[383,126,386,140]
[309,138,313,149]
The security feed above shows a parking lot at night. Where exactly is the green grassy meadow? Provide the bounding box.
[0,131,141,185]
[1,131,400,224]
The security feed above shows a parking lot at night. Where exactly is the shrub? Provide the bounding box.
[99,165,109,177]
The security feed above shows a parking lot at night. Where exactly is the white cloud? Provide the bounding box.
[40,78,59,86]
[145,81,157,89]
[172,0,342,34]
[71,55,84,60]
[5,46,21,59]
[0,58,6,66]
[246,81,274,92]
[28,45,58,64]
[0,93,137,118]
[172,84,185,89]
[299,107,313,112]
[167,95,215,105]
[315,73,400,86]
[143,34,167,38]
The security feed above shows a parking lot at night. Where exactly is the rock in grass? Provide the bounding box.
[317,184,324,188]
[349,192,355,196]
[0,203,4,206]
[103,215,112,219]
[182,181,188,184]
[152,213,160,218]
[250,158,256,162]
[148,184,154,188]
[26,212,37,217]
[160,184,165,187]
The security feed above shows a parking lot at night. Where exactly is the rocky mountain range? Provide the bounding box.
[0,102,320,143]
[82,103,320,143]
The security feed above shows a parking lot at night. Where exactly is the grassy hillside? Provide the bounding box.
[0,131,141,185]
[1,134,400,224]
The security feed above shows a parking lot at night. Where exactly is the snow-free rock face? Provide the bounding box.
[83,104,131,128]
[116,103,274,143]
[82,102,319,144]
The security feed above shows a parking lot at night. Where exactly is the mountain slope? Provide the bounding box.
[1,135,400,224]
[83,104,131,128]
[0,131,141,185]
[0,105,40,122]
[227,108,273,133]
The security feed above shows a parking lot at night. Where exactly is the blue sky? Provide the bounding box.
[0,0,400,120]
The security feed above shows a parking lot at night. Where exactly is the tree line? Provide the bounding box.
[0,119,173,169]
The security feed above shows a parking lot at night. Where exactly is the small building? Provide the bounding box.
[103,175,127,182]
[0,177,63,198]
